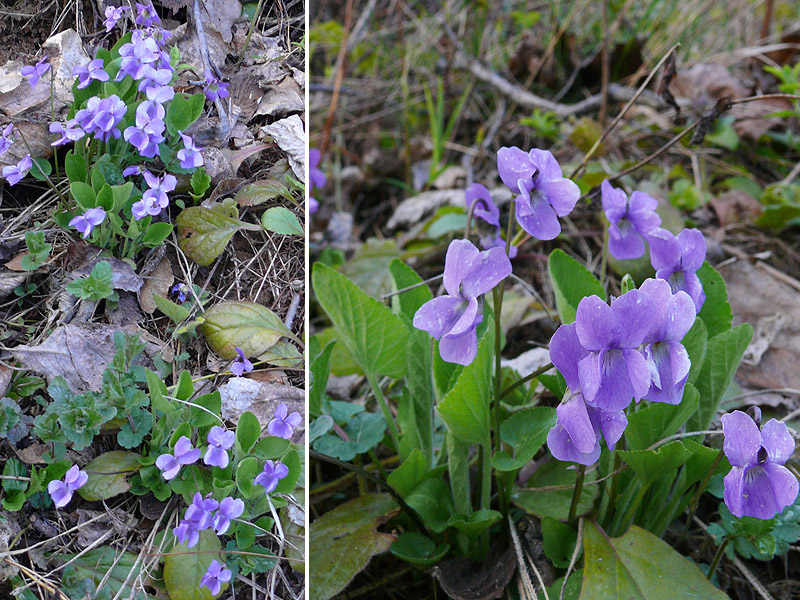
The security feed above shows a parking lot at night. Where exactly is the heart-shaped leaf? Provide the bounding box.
[201,300,298,359]
[176,199,247,266]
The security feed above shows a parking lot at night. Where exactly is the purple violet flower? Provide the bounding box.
[203,69,229,102]
[75,95,127,142]
[254,460,289,494]
[174,492,218,548]
[171,283,187,303]
[155,436,201,480]
[465,182,500,228]
[137,65,173,92]
[50,120,85,146]
[268,403,302,439]
[48,465,88,508]
[123,165,144,177]
[211,497,244,535]
[722,409,798,520]
[648,228,707,312]
[177,132,204,169]
[2,154,32,186]
[0,123,15,156]
[497,147,580,240]
[231,347,253,377]
[103,5,130,32]
[72,59,109,89]
[117,36,160,81]
[20,57,50,88]
[639,278,696,405]
[309,148,325,213]
[69,207,106,239]
[200,560,232,596]
[204,426,235,469]
[131,170,175,219]
[601,180,661,260]
[547,322,627,465]
[574,289,656,412]
[135,2,161,28]
[309,197,319,214]
[413,239,512,365]
[123,118,165,158]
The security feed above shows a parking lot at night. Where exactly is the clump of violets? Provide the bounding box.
[649,228,707,312]
[203,69,229,102]
[69,207,106,239]
[268,403,302,439]
[201,560,232,595]
[601,180,661,260]
[48,465,88,508]
[231,347,254,376]
[211,497,244,535]
[131,170,176,219]
[204,426,235,469]
[309,148,325,214]
[75,95,127,142]
[2,155,32,186]
[721,408,798,520]
[255,459,289,494]
[174,492,218,548]
[497,147,580,240]
[20,57,50,88]
[413,239,512,365]
[155,436,201,480]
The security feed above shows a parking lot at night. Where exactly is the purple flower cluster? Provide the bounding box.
[413,239,512,365]
[173,492,244,548]
[156,436,201,480]
[21,57,50,88]
[50,120,85,146]
[75,95,127,142]
[722,408,798,519]
[131,170,176,219]
[69,207,106,239]
[135,2,161,28]
[308,148,326,214]
[48,465,88,508]
[268,403,302,439]
[73,59,109,89]
[497,147,580,240]
[124,88,171,158]
[2,154,32,186]
[255,459,289,494]
[201,560,232,595]
[546,278,696,465]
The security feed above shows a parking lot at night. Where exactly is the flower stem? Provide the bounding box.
[680,447,725,543]
[568,464,586,527]
[600,227,609,288]
[498,362,554,401]
[367,373,400,453]
[707,535,729,580]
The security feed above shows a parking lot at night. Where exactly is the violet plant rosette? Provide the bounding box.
[721,409,799,520]
[648,227,707,312]
[496,146,580,240]
[413,238,512,365]
[601,179,661,260]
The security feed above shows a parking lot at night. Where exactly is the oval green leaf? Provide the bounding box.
[201,300,297,359]
[261,206,304,236]
[78,451,141,501]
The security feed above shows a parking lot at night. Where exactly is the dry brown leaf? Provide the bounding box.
[11,323,170,392]
[0,270,26,301]
[200,0,242,44]
[138,257,174,314]
[261,115,305,180]
[254,76,304,118]
[710,190,763,227]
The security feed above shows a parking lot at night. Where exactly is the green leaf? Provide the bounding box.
[310,494,398,600]
[386,448,428,496]
[201,300,297,359]
[111,181,133,212]
[312,412,386,461]
[236,457,261,499]
[405,478,453,533]
[687,323,753,434]
[252,435,291,459]
[236,411,261,454]
[70,181,96,210]
[141,222,173,247]
[309,339,335,417]
[164,530,224,600]
[146,368,174,413]
[261,206,304,236]
[312,263,410,379]
[683,317,707,385]
[153,294,191,324]
[20,231,51,270]
[65,150,88,183]
[235,180,293,205]
[189,391,222,427]
[117,407,151,449]
[2,459,28,493]
[618,441,693,487]
[61,546,158,600]
[624,383,700,451]
[96,184,114,211]
[29,158,52,181]
[580,521,729,600]
[78,451,141,501]
[187,93,205,122]
[174,370,194,401]
[512,459,599,521]
[548,249,606,324]
[447,508,502,537]
[542,517,578,568]
[176,199,245,266]
[190,167,211,199]
[66,261,116,301]
[391,532,450,566]
[437,319,493,445]
[493,406,557,471]
[389,259,433,322]
[400,330,434,463]
[165,94,193,136]
[697,262,732,339]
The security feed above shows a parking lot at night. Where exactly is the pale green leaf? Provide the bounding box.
[548,249,605,324]
[261,206,304,236]
[201,300,297,359]
[176,199,245,266]
[78,451,141,501]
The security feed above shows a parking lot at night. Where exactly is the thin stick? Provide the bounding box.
[499,362,554,401]
[319,0,354,154]
[568,465,586,527]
